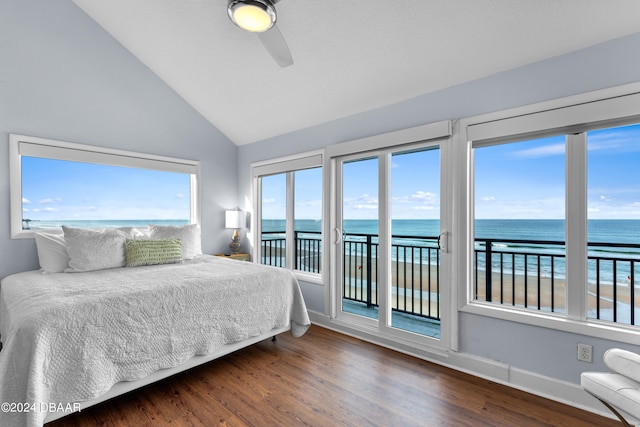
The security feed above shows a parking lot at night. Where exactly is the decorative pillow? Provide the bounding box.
[149,224,202,260]
[63,226,128,272]
[34,231,70,273]
[125,239,183,267]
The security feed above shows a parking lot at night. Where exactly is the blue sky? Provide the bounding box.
[22,158,191,221]
[340,149,441,220]
[262,123,640,221]
[475,123,640,219]
[261,148,441,220]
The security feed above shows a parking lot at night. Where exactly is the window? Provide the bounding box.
[252,152,323,279]
[463,87,640,335]
[587,123,640,325]
[473,135,567,314]
[10,134,199,238]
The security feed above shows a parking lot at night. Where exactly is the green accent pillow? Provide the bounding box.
[125,239,183,267]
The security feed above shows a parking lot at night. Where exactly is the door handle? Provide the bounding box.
[438,231,448,253]
[335,228,342,244]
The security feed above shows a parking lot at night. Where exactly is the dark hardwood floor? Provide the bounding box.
[47,326,620,427]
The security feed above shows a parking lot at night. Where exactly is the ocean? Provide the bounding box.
[264,218,640,246]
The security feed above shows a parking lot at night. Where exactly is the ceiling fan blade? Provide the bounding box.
[257,25,293,68]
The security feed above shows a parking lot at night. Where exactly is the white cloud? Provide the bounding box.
[22,197,31,204]
[480,196,496,202]
[394,191,438,204]
[346,194,379,213]
[354,204,378,210]
[513,143,564,158]
[38,198,62,204]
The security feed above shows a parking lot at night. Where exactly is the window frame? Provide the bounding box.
[456,82,640,344]
[251,150,324,284]
[326,120,454,353]
[10,134,200,239]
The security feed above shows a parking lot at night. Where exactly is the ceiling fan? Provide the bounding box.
[227,0,294,68]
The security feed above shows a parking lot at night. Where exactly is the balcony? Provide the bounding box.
[261,232,640,332]
[475,238,640,325]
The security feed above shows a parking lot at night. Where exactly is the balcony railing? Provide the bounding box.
[474,238,640,325]
[261,231,322,271]
[261,232,640,326]
[262,231,440,321]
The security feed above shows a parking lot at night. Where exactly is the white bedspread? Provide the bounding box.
[0,256,310,427]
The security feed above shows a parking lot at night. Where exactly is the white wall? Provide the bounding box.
[238,31,640,396]
[0,0,238,279]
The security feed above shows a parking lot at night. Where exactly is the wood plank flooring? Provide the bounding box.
[47,326,621,427]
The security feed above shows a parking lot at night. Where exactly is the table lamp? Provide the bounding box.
[225,210,245,254]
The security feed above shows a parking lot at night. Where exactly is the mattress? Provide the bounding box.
[0,255,310,427]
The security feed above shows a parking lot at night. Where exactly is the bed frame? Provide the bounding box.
[44,325,290,423]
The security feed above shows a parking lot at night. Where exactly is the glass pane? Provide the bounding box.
[294,167,322,274]
[473,136,567,314]
[260,173,286,267]
[391,147,441,338]
[21,157,190,230]
[587,123,640,325]
[342,157,379,320]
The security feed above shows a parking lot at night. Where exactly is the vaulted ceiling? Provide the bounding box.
[72,0,640,146]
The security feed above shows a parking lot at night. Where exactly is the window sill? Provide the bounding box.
[460,301,640,345]
[294,270,323,286]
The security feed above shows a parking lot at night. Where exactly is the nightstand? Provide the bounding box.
[214,253,251,262]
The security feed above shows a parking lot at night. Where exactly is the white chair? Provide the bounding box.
[581,348,640,426]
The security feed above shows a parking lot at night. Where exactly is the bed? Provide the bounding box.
[0,225,310,427]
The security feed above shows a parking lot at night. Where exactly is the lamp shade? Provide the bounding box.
[225,210,245,229]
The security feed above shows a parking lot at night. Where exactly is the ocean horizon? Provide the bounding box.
[263,218,640,243]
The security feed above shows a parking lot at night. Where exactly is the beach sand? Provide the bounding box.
[341,255,639,317]
[265,247,638,317]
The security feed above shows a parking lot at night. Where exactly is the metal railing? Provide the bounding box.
[261,231,322,272]
[261,232,640,326]
[474,238,640,325]
[262,231,440,321]
[341,233,441,320]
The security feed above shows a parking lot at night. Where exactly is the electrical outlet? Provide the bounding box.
[577,343,593,363]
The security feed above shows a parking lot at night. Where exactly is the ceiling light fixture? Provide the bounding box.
[227,0,276,33]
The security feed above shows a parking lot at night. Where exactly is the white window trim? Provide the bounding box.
[10,134,200,239]
[251,149,325,284]
[327,120,454,353]
[456,82,640,344]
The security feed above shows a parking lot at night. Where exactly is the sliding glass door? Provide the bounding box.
[334,144,443,342]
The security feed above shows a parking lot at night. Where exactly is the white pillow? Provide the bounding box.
[63,226,128,272]
[149,224,202,260]
[34,231,70,273]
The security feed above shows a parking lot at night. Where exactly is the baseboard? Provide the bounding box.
[306,310,618,422]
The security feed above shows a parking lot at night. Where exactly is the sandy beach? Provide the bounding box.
[263,246,638,318]
[341,255,639,317]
